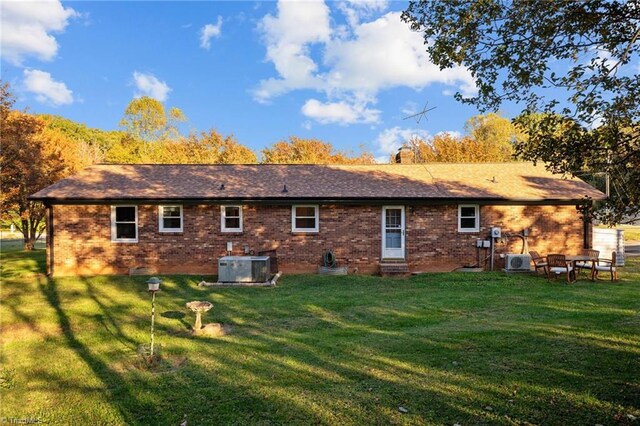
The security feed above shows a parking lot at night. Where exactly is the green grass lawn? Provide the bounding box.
[1,248,639,425]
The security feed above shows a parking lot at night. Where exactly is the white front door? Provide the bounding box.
[382,206,405,259]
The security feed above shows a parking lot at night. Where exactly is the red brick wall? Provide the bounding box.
[50,203,586,276]
[406,204,586,271]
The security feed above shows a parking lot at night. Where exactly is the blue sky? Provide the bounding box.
[1,0,513,161]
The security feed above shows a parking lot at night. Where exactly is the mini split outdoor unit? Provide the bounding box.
[218,256,271,282]
[504,254,532,272]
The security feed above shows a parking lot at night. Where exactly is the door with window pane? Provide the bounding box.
[382,206,405,259]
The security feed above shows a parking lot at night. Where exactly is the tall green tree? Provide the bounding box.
[402,0,640,223]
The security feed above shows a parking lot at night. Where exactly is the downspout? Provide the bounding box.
[583,215,590,249]
[490,236,495,271]
[46,204,54,276]
[578,201,592,249]
[584,201,593,249]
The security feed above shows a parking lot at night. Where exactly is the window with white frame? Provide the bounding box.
[458,204,479,232]
[292,205,319,232]
[111,205,138,242]
[159,205,183,232]
[221,205,243,232]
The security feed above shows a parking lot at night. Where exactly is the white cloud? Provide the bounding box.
[1,0,77,65]
[254,0,331,103]
[254,2,477,124]
[23,69,73,106]
[374,126,430,162]
[337,0,388,29]
[132,71,171,102]
[401,101,418,117]
[302,98,380,125]
[200,16,223,50]
[323,12,476,96]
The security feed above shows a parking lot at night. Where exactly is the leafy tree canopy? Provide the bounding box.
[39,114,124,164]
[399,112,522,163]
[105,129,258,164]
[159,130,258,164]
[402,0,640,223]
[119,96,186,143]
[262,136,375,164]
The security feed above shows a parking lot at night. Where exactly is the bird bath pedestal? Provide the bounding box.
[186,301,213,333]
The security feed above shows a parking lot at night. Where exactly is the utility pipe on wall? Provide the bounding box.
[490,237,495,271]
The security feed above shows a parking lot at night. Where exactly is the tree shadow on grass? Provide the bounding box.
[34,275,343,425]
[190,279,640,425]
[22,263,639,424]
[160,310,191,332]
[37,275,158,424]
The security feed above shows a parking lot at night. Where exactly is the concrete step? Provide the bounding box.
[380,262,410,276]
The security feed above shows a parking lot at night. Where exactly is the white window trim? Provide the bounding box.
[111,205,138,243]
[221,205,243,233]
[158,205,183,233]
[292,205,319,233]
[458,204,480,233]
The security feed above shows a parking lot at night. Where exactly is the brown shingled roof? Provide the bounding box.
[29,163,606,203]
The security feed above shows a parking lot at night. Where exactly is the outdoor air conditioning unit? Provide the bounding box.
[218,256,271,283]
[504,254,532,272]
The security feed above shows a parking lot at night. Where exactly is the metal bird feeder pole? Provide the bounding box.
[146,277,162,356]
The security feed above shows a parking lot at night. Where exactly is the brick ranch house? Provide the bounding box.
[30,162,606,276]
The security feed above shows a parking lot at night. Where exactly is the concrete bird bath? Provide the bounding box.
[185,301,213,333]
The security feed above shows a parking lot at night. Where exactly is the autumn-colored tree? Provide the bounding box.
[217,138,257,164]
[119,96,186,146]
[398,113,522,163]
[412,133,478,163]
[262,136,375,164]
[465,113,522,162]
[0,81,13,115]
[0,84,81,249]
[154,130,257,164]
[434,133,467,162]
[104,134,146,164]
[41,114,124,164]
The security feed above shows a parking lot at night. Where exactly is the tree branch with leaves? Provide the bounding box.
[402,0,639,223]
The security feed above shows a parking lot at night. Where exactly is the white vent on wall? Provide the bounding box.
[505,254,532,272]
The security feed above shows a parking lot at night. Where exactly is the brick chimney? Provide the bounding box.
[395,146,414,164]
